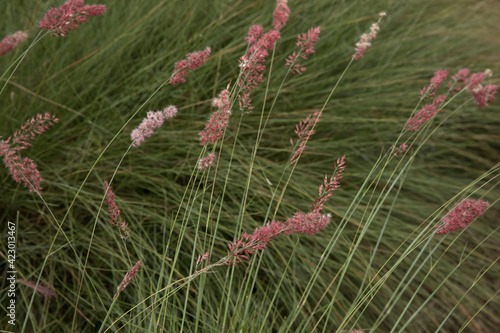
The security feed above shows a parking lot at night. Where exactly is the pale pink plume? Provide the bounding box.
[38,0,106,37]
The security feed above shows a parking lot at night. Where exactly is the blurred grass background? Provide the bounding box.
[1,0,499,331]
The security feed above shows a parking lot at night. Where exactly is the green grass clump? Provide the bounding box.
[1,0,499,332]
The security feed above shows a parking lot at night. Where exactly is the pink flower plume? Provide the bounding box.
[18,280,57,299]
[238,30,281,111]
[6,156,43,192]
[0,31,28,56]
[391,143,408,157]
[38,0,106,37]
[104,181,130,239]
[435,199,489,235]
[199,89,231,145]
[465,70,497,107]
[114,260,141,298]
[289,111,321,164]
[227,156,345,266]
[198,153,217,170]
[1,113,58,193]
[311,155,346,213]
[404,95,446,131]
[272,0,290,31]
[196,252,210,268]
[419,70,448,99]
[353,12,386,60]
[244,25,264,46]
[131,105,178,147]
[169,47,211,85]
[285,27,321,75]
[226,212,332,266]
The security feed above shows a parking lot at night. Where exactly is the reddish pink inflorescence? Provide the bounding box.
[198,89,232,170]
[464,70,498,107]
[290,111,322,164]
[244,24,264,46]
[227,155,346,266]
[404,94,446,131]
[131,105,177,147]
[238,30,281,111]
[114,260,141,298]
[272,0,290,31]
[419,70,448,99]
[435,199,489,235]
[18,280,57,299]
[237,0,290,111]
[198,153,217,170]
[285,27,321,75]
[199,89,231,146]
[104,181,130,239]
[353,12,386,60]
[38,0,106,37]
[391,143,408,157]
[311,155,346,213]
[406,68,497,132]
[0,31,28,55]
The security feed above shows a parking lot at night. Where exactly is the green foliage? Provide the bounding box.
[1,0,498,332]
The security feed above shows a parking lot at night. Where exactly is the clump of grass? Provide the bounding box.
[1,0,499,332]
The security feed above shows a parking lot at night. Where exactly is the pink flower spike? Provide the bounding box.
[200,89,231,145]
[311,155,346,213]
[435,199,489,235]
[471,83,498,107]
[196,252,210,267]
[404,94,446,131]
[448,68,470,94]
[131,105,178,147]
[289,111,321,164]
[114,260,141,298]
[1,113,58,193]
[238,30,281,111]
[285,27,321,75]
[198,153,217,170]
[284,211,331,236]
[9,157,43,192]
[419,70,448,99]
[169,47,211,85]
[391,143,408,157]
[0,31,28,56]
[38,0,106,37]
[352,12,386,60]
[465,72,487,90]
[465,70,497,107]
[104,181,130,239]
[452,68,469,82]
[226,211,332,266]
[10,113,59,152]
[245,25,264,46]
[273,0,290,31]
